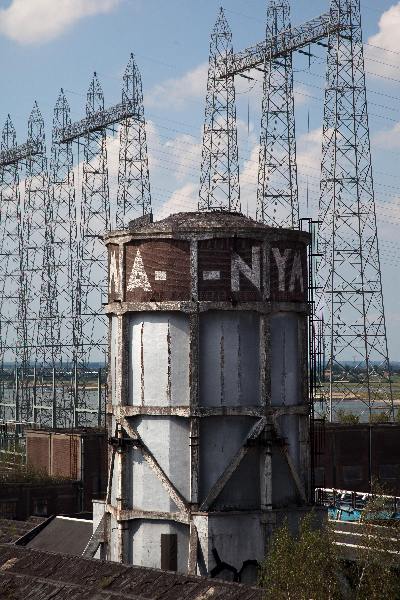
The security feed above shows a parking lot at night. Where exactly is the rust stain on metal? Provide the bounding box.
[140,321,144,406]
[220,324,224,406]
[237,320,242,405]
[167,319,172,403]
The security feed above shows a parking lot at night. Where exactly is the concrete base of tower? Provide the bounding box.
[92,503,326,584]
[194,507,327,582]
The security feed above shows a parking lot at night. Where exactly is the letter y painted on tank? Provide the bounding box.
[272,248,292,292]
[109,249,120,297]
[231,246,261,292]
[289,251,304,293]
[127,249,152,292]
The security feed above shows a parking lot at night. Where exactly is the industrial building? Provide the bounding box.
[88,209,320,580]
[314,421,400,495]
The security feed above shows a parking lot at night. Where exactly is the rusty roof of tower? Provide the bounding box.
[105,211,310,243]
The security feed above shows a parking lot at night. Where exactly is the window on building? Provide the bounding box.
[33,498,48,517]
[342,465,363,484]
[161,533,177,572]
[314,467,325,487]
[0,501,17,519]
[379,464,400,480]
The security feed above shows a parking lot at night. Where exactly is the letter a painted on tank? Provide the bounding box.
[231,247,261,292]
[127,249,152,292]
[272,248,292,292]
[289,251,304,293]
[109,249,120,297]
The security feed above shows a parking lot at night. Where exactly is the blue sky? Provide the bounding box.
[1,0,400,356]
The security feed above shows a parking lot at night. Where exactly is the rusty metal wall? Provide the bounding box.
[314,422,400,494]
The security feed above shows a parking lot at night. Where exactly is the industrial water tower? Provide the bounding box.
[102,211,314,581]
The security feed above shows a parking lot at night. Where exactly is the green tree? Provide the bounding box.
[350,494,400,600]
[369,411,390,424]
[336,409,360,425]
[259,513,340,600]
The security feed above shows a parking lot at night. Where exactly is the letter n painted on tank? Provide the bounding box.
[272,248,292,292]
[109,248,120,298]
[289,251,304,293]
[127,249,152,292]
[231,246,261,292]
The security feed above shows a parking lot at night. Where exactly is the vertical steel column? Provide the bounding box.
[0,117,24,421]
[25,103,49,423]
[199,8,241,212]
[116,54,152,227]
[316,0,393,420]
[78,73,111,425]
[257,0,299,228]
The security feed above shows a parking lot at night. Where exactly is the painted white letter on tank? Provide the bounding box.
[109,249,120,297]
[231,246,261,292]
[127,249,152,292]
[272,248,292,292]
[289,251,304,293]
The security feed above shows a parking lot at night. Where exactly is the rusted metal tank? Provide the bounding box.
[102,211,313,581]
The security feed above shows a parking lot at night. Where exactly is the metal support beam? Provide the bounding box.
[54,100,140,144]
[218,11,345,77]
[0,140,41,167]
[199,417,267,512]
[121,417,190,515]
[82,514,106,558]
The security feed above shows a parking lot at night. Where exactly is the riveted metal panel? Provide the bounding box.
[270,312,301,407]
[198,416,257,502]
[199,311,260,407]
[128,313,190,407]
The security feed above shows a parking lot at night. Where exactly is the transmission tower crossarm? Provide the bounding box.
[54,99,141,143]
[218,11,346,77]
[0,140,41,167]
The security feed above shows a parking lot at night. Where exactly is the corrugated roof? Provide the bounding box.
[0,544,263,599]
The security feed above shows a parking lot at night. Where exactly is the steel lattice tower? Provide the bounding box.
[116,54,152,227]
[80,73,110,368]
[316,0,393,420]
[47,90,82,427]
[50,90,81,366]
[257,0,299,228]
[0,117,25,422]
[0,118,23,368]
[199,8,240,212]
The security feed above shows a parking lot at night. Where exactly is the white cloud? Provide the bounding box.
[240,143,259,218]
[297,127,322,172]
[156,182,198,220]
[373,122,400,149]
[0,0,121,44]
[164,133,202,183]
[367,3,400,76]
[146,63,208,110]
